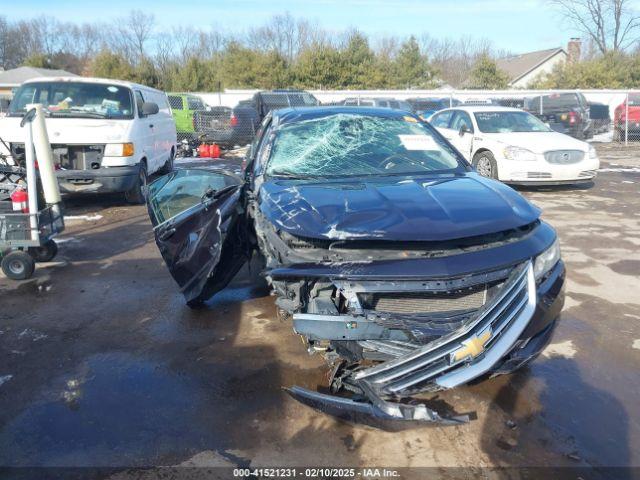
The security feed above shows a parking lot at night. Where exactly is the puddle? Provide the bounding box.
[0,352,233,467]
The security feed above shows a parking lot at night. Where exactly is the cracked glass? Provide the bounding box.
[265,113,462,178]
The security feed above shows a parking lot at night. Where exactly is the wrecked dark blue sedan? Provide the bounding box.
[146,107,565,427]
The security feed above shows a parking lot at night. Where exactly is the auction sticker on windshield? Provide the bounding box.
[398,134,439,151]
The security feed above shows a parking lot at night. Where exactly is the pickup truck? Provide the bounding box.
[524,92,593,140]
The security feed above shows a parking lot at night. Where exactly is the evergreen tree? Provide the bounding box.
[467,55,510,89]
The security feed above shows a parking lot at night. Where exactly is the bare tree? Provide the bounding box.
[108,10,155,63]
[550,0,640,53]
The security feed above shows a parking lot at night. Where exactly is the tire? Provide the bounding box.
[2,250,36,280]
[125,162,148,204]
[473,151,499,180]
[29,239,58,263]
[159,148,175,175]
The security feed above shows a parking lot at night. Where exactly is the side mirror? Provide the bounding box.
[459,125,470,136]
[141,101,159,116]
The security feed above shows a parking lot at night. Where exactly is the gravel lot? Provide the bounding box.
[0,144,638,476]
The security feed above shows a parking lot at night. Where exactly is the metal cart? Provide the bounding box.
[0,106,65,280]
[0,201,64,279]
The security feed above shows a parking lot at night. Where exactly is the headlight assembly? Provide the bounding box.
[533,239,561,280]
[503,146,537,162]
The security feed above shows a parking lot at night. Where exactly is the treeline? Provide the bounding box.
[532,51,640,88]
[0,12,510,91]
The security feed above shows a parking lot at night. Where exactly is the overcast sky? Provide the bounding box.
[4,0,580,53]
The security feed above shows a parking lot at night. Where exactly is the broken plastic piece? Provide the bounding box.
[285,385,470,430]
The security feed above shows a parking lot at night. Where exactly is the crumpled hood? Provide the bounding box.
[259,173,541,242]
[488,131,589,154]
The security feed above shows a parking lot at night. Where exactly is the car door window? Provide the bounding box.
[431,110,454,128]
[148,170,240,225]
[450,111,474,133]
[187,97,205,110]
[168,96,183,110]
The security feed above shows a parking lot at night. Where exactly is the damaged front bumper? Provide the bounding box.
[283,259,565,426]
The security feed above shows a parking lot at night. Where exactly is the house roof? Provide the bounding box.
[496,47,566,85]
[0,66,78,87]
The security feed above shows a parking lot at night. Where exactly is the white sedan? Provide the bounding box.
[429,106,599,185]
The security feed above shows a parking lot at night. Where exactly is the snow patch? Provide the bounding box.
[633,339,640,351]
[598,167,640,173]
[55,236,80,244]
[542,340,577,359]
[0,375,13,387]
[64,214,103,221]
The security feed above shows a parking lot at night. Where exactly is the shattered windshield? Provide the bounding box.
[474,111,551,133]
[265,113,463,178]
[9,82,134,119]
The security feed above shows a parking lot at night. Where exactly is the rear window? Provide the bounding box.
[527,93,578,110]
[628,94,640,105]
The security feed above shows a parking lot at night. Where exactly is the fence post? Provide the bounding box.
[539,95,543,116]
[625,92,629,146]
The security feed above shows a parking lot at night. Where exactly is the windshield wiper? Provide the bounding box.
[50,110,110,119]
[269,171,316,180]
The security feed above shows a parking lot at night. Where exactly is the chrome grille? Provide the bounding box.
[362,286,487,315]
[544,150,585,165]
[354,262,535,396]
[527,172,552,179]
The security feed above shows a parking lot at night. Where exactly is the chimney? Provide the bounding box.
[567,38,582,64]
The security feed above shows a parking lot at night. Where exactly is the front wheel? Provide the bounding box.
[29,239,58,263]
[473,151,499,180]
[125,162,148,204]
[2,250,36,280]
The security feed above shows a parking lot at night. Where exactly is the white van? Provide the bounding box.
[0,77,177,203]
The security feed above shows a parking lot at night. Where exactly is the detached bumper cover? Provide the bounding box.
[285,386,470,429]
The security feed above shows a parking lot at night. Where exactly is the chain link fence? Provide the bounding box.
[171,88,640,157]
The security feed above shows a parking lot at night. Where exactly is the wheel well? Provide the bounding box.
[473,148,492,161]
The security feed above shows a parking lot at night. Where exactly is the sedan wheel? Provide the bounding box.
[473,152,498,180]
[477,157,493,177]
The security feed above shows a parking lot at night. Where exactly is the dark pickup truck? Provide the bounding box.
[524,92,593,140]
[241,89,319,122]
[193,105,260,149]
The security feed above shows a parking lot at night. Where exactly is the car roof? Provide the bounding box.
[22,76,163,93]
[273,106,418,124]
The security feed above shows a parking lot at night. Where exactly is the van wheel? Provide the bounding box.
[2,250,35,280]
[473,151,499,179]
[125,162,147,204]
[159,148,175,174]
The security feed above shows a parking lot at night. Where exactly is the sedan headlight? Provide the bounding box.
[589,145,598,159]
[503,146,537,161]
[533,239,561,281]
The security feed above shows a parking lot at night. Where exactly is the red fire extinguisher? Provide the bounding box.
[11,188,29,213]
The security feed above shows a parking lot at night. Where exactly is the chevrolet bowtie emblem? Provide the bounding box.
[452,327,492,362]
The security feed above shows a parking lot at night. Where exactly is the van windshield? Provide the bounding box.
[9,82,134,119]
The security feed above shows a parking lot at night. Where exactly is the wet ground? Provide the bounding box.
[0,145,639,477]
